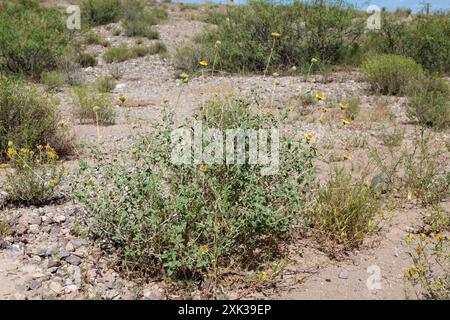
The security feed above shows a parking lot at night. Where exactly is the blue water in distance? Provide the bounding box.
[171,0,450,12]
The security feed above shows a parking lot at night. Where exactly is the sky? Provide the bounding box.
[172,0,450,12]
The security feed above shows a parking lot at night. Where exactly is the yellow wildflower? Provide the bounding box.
[199,244,209,255]
[322,107,329,113]
[419,233,426,241]
[339,102,348,110]
[342,117,351,125]
[343,154,351,161]
[311,57,318,64]
[6,147,15,158]
[0,163,10,169]
[92,105,101,113]
[20,147,30,154]
[315,92,325,101]
[119,95,126,105]
[214,40,221,48]
[319,116,325,124]
[274,79,280,86]
[179,72,189,80]
[272,72,279,77]
[305,132,314,142]
[50,178,59,186]
[415,246,423,255]
[7,140,13,147]
[199,60,208,67]
[58,120,67,127]
[271,32,280,38]
[198,164,208,173]
[435,234,445,242]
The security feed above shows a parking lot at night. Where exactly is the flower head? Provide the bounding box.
[199,244,209,255]
[342,117,351,125]
[119,95,126,104]
[343,154,351,161]
[50,178,59,186]
[58,120,67,128]
[271,32,280,38]
[199,60,208,67]
[214,40,221,48]
[7,140,13,147]
[92,105,101,113]
[315,92,325,101]
[6,147,15,158]
[291,66,297,72]
[339,102,348,110]
[274,79,280,86]
[311,57,318,64]
[198,164,208,173]
[305,132,314,142]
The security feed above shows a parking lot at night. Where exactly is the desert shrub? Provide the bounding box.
[307,167,382,251]
[362,54,423,95]
[0,0,69,78]
[0,77,73,161]
[364,13,450,73]
[406,76,449,129]
[175,0,364,73]
[4,142,64,205]
[81,0,123,26]
[122,0,167,39]
[404,232,449,300]
[73,86,115,125]
[77,52,98,67]
[342,96,360,120]
[104,43,167,63]
[85,32,110,47]
[40,71,67,90]
[74,96,317,279]
[96,76,117,93]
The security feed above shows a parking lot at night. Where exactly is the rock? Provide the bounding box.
[65,242,75,252]
[49,281,63,295]
[0,239,8,249]
[28,224,40,234]
[27,279,42,290]
[47,267,58,273]
[59,250,70,259]
[338,269,349,279]
[53,215,66,224]
[65,284,79,293]
[142,283,164,300]
[65,255,82,266]
[67,265,82,286]
[15,223,28,236]
[11,244,23,254]
[45,247,54,257]
[48,258,61,268]
[70,239,84,250]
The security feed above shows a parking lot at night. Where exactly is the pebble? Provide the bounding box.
[59,250,70,259]
[53,215,66,224]
[338,269,349,279]
[11,244,23,254]
[48,258,61,268]
[28,224,40,234]
[66,242,75,252]
[65,284,79,293]
[0,239,8,249]
[49,281,63,295]
[66,255,82,266]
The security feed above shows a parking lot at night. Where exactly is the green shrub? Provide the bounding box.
[96,76,117,93]
[122,0,167,39]
[40,71,67,89]
[0,77,73,161]
[73,86,115,125]
[4,142,64,205]
[364,13,450,73]
[0,0,69,78]
[85,32,110,47]
[406,76,449,129]
[307,167,382,251]
[81,0,123,26]
[176,0,364,73]
[362,54,423,95]
[77,52,98,67]
[104,42,167,63]
[74,96,317,279]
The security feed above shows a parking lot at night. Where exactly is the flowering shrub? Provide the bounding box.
[74,96,317,279]
[5,142,64,205]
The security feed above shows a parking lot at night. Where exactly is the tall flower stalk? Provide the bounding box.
[264,32,280,77]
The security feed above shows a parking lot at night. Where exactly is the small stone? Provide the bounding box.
[65,242,75,252]
[70,240,84,250]
[0,240,8,249]
[49,281,63,295]
[53,215,66,224]
[65,284,79,293]
[47,267,58,273]
[45,247,54,257]
[15,224,28,236]
[27,279,42,290]
[65,255,82,266]
[338,269,349,279]
[59,250,70,259]
[11,244,23,254]
[48,258,61,268]
[28,224,40,234]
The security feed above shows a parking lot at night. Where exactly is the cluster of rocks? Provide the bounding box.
[0,204,163,300]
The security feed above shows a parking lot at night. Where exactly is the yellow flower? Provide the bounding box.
[86,178,94,186]
[343,154,351,161]
[435,234,445,242]
[163,97,169,104]
[20,147,30,154]
[319,116,325,124]
[50,178,59,186]
[404,234,415,244]
[6,147,15,158]
[419,233,426,241]
[272,72,279,77]
[322,107,329,113]
[415,246,423,255]
[291,66,297,72]
[7,140,13,147]
[315,92,325,101]
[339,102,348,110]
[342,117,351,125]
[92,105,101,113]
[311,57,318,64]
[119,95,126,104]
[0,163,10,169]
[198,164,208,173]
[305,132,314,141]
[37,145,43,150]
[199,244,209,255]
[271,32,280,38]
[199,60,208,67]
[214,40,221,48]
[179,72,189,80]
[274,79,280,86]
[45,146,58,160]
[58,120,67,127]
